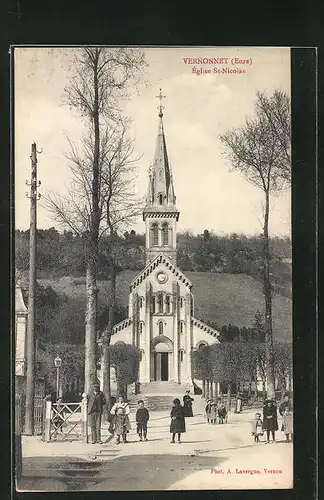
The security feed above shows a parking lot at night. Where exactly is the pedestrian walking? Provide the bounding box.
[210,401,217,424]
[205,400,212,423]
[183,390,194,417]
[251,412,263,443]
[262,399,278,443]
[87,384,106,444]
[110,396,131,444]
[282,407,293,442]
[170,398,186,443]
[135,400,150,441]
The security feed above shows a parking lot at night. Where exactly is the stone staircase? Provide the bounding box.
[127,381,187,412]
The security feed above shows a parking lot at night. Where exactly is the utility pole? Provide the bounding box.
[25,142,41,435]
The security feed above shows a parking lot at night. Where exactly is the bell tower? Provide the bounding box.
[143,90,179,265]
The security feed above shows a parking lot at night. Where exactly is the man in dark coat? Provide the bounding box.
[262,399,278,443]
[170,398,186,443]
[87,383,106,444]
[183,390,194,417]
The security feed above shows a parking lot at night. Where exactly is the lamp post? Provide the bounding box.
[54,356,62,400]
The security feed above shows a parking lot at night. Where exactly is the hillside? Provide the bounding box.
[38,271,292,343]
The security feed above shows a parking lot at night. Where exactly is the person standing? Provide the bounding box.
[205,400,212,424]
[262,399,278,443]
[251,412,263,443]
[170,398,186,443]
[183,390,194,417]
[135,400,150,441]
[235,392,243,413]
[279,393,293,416]
[87,384,106,444]
[110,396,131,444]
[282,407,293,442]
[210,401,217,424]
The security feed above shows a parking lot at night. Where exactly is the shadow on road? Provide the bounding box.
[17,453,228,491]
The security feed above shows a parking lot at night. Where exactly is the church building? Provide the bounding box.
[108,92,220,387]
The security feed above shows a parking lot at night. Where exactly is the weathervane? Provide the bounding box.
[156,88,166,117]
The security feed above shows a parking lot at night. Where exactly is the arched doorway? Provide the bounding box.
[150,335,173,382]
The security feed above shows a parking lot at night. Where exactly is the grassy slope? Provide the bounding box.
[39,271,292,343]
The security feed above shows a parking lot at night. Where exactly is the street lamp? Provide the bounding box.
[54,356,62,400]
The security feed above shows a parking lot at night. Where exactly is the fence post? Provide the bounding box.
[15,398,22,487]
[81,393,88,443]
[44,400,52,442]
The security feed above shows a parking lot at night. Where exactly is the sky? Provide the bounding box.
[14,47,291,236]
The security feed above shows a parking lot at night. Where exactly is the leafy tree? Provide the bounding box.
[44,47,146,396]
[220,89,291,398]
[37,343,85,398]
[109,342,140,399]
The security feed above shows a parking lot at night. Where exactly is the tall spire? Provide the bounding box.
[144,89,177,210]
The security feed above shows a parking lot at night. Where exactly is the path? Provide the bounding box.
[18,401,293,491]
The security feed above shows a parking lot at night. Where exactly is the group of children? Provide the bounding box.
[108,397,150,444]
[205,398,228,424]
[108,396,191,444]
[252,398,293,444]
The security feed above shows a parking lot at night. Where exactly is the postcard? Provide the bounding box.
[14,46,293,491]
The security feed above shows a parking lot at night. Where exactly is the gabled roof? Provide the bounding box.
[191,317,220,339]
[130,252,192,291]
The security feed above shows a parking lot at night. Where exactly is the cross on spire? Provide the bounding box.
[156,88,166,117]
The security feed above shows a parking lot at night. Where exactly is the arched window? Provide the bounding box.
[162,222,169,246]
[158,293,163,313]
[198,342,208,350]
[151,297,156,314]
[158,193,163,205]
[165,295,170,313]
[179,321,185,334]
[151,223,159,246]
[139,350,144,362]
[139,297,144,308]
[179,350,184,363]
[158,321,164,335]
[139,321,144,334]
[180,297,184,308]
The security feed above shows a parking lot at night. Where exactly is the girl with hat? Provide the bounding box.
[170,398,186,443]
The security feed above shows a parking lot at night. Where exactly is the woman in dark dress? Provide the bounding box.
[183,391,194,417]
[170,398,186,443]
[262,399,278,443]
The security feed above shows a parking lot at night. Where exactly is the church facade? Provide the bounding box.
[108,98,220,386]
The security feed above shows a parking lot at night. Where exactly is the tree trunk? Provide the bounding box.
[262,379,266,399]
[84,51,101,395]
[210,380,214,400]
[206,380,210,400]
[202,379,206,398]
[227,383,231,412]
[214,381,219,401]
[263,189,276,399]
[102,264,117,410]
[84,260,98,393]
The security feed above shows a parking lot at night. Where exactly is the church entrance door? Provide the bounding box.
[154,352,169,381]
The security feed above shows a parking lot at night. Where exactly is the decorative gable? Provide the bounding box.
[130,252,192,292]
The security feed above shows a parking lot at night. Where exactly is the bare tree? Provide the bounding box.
[44,47,146,395]
[220,89,291,399]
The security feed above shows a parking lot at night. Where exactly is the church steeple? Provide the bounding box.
[143,90,179,265]
[145,90,177,209]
